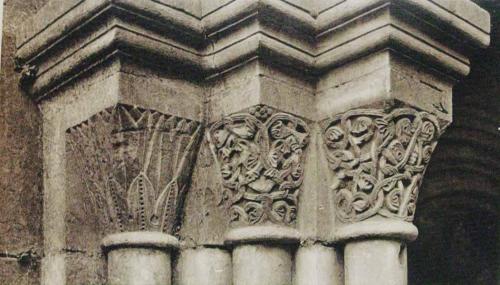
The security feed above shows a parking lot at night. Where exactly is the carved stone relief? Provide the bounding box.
[208,105,310,227]
[322,107,441,223]
[178,136,231,246]
[66,104,201,235]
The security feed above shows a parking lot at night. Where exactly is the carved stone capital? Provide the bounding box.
[208,105,310,228]
[322,106,442,227]
[66,104,202,235]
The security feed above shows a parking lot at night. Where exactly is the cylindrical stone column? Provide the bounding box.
[177,247,232,285]
[344,239,407,285]
[294,244,343,285]
[322,107,441,285]
[207,111,310,285]
[102,231,179,285]
[335,217,418,285]
[226,226,300,285]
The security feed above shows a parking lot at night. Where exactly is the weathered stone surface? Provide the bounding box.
[0,1,49,284]
[102,232,179,285]
[0,0,46,254]
[208,107,310,227]
[108,248,172,285]
[345,239,407,285]
[3,0,496,285]
[322,106,442,224]
[175,248,232,285]
[0,257,39,285]
[178,137,229,246]
[65,253,105,285]
[66,104,201,235]
[233,244,294,285]
[294,244,344,285]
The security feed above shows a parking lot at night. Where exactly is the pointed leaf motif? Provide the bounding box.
[164,116,178,133]
[127,172,155,230]
[66,104,201,234]
[153,125,202,234]
[208,109,309,227]
[323,108,441,222]
[106,178,128,232]
[152,180,179,234]
[264,168,280,179]
[374,117,394,146]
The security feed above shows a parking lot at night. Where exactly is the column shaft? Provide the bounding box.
[294,244,343,285]
[177,248,232,285]
[233,244,293,285]
[108,247,172,285]
[344,240,407,285]
[102,232,178,285]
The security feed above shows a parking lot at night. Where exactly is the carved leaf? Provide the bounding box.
[106,178,128,232]
[323,108,440,223]
[208,110,309,226]
[127,172,155,230]
[352,199,368,212]
[66,104,202,234]
[268,148,281,168]
[152,180,179,234]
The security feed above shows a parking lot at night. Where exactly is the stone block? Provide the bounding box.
[0,257,39,285]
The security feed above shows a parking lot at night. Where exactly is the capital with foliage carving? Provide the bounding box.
[322,107,442,225]
[208,105,310,228]
[66,104,202,235]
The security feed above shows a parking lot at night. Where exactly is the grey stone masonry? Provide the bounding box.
[13,0,490,284]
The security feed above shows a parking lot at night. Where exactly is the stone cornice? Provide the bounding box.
[16,0,490,99]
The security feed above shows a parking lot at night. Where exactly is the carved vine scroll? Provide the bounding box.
[208,106,310,227]
[322,108,441,223]
[66,104,202,235]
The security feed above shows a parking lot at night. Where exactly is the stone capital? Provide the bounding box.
[15,1,490,285]
[207,107,310,230]
[322,105,441,242]
[66,104,202,235]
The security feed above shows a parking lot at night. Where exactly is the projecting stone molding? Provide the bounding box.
[14,0,490,99]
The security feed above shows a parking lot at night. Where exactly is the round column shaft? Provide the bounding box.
[177,247,232,285]
[344,239,407,285]
[226,225,300,285]
[294,244,343,285]
[335,220,418,285]
[102,231,179,285]
[233,244,292,285]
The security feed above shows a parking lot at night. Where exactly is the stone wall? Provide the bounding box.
[0,0,48,284]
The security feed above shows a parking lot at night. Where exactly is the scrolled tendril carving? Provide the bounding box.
[322,108,441,223]
[208,107,309,227]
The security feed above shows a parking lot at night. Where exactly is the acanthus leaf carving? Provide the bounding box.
[208,106,309,227]
[322,107,441,223]
[66,104,202,235]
